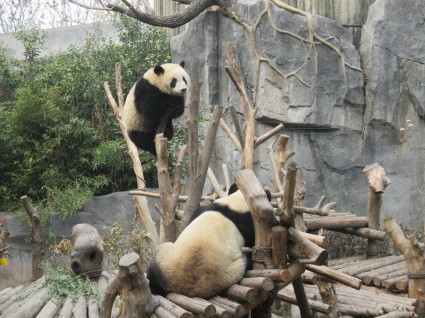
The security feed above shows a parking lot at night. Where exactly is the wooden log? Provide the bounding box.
[383,276,408,292]
[166,294,215,317]
[331,288,416,312]
[12,287,50,318]
[276,289,330,314]
[272,226,287,269]
[0,285,24,305]
[335,284,418,307]
[239,277,275,291]
[299,232,327,247]
[305,264,362,289]
[193,298,231,318]
[316,281,340,318]
[305,216,368,231]
[360,261,406,285]
[58,297,73,318]
[374,268,409,287]
[208,296,245,316]
[224,284,258,304]
[344,255,405,276]
[333,227,387,241]
[0,278,45,317]
[288,227,328,265]
[154,295,192,318]
[363,163,390,259]
[332,255,400,271]
[36,298,64,318]
[385,217,425,316]
[339,303,383,317]
[74,296,87,318]
[375,311,416,318]
[154,306,177,318]
[88,299,100,318]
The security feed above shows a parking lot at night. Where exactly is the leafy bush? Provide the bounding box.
[0,18,181,218]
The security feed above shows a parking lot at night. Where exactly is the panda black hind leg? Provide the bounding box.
[128,130,157,156]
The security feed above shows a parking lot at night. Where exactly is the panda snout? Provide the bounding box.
[181,88,187,93]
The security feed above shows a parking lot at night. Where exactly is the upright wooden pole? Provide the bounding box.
[363,163,390,259]
[21,196,43,281]
[385,217,425,316]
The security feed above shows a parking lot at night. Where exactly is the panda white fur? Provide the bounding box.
[146,186,271,298]
[123,62,190,156]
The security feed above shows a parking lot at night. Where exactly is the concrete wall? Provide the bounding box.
[0,191,160,290]
[0,22,118,60]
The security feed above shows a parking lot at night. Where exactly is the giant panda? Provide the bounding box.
[123,62,190,156]
[146,186,271,298]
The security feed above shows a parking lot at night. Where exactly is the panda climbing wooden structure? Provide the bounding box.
[147,186,271,298]
[123,62,190,156]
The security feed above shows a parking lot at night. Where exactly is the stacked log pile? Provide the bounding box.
[280,283,417,317]
[329,255,410,292]
[0,271,118,318]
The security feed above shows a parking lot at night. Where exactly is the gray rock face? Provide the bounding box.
[172,1,368,218]
[172,0,424,228]
[360,0,425,227]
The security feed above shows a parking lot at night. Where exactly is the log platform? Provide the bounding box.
[329,255,410,293]
[0,262,418,318]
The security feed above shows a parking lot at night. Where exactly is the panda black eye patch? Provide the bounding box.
[183,77,187,84]
[170,78,177,88]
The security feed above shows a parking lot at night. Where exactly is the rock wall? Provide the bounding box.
[171,0,425,228]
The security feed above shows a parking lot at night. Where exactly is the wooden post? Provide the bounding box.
[363,163,390,259]
[384,217,425,316]
[155,134,186,242]
[0,228,9,259]
[181,100,223,229]
[21,195,43,281]
[101,253,158,318]
[234,170,276,318]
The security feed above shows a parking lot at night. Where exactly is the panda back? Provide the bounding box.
[189,203,255,247]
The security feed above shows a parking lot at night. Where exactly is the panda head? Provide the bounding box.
[144,61,190,96]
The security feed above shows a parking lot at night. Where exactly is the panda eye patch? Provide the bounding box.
[170,78,177,88]
[183,77,187,84]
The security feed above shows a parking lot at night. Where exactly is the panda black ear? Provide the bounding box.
[154,65,165,75]
[179,61,185,68]
[263,187,272,202]
[228,183,238,195]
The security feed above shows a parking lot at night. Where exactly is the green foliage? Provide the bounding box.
[42,259,101,304]
[0,19,177,218]
[102,222,152,269]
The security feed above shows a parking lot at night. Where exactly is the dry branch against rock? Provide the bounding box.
[0,228,9,259]
[21,195,43,281]
[104,62,159,248]
[385,217,425,316]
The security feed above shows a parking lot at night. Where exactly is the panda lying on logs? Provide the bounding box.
[123,62,190,156]
[146,185,271,298]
